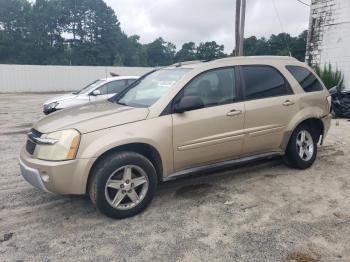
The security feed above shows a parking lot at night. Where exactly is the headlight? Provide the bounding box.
[45,102,59,110]
[34,129,80,161]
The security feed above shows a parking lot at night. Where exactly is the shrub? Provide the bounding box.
[313,63,345,91]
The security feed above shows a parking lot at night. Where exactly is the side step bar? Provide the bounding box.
[163,152,283,182]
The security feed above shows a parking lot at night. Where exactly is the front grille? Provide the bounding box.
[25,129,42,155]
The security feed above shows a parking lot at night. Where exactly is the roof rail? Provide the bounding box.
[172,60,204,67]
[214,56,298,62]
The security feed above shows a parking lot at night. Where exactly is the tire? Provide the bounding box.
[283,124,318,169]
[88,152,158,219]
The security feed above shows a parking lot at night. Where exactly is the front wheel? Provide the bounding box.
[89,152,157,219]
[283,124,318,169]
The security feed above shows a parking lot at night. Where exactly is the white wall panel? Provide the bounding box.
[307,0,350,90]
[0,64,153,93]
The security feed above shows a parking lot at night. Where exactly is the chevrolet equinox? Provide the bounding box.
[20,56,332,219]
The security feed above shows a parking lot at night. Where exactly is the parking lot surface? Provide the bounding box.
[1,93,350,261]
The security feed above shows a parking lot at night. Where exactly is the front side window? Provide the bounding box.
[286,66,323,92]
[180,67,236,108]
[117,69,191,107]
[77,80,106,94]
[99,80,128,95]
[127,79,137,85]
[242,66,288,100]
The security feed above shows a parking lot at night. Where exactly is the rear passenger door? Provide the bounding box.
[240,65,298,155]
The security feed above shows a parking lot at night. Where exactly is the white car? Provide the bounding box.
[43,76,139,114]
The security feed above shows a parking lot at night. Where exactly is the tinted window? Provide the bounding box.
[78,80,105,94]
[286,66,323,92]
[242,66,288,100]
[180,68,236,108]
[99,80,128,95]
[127,79,137,85]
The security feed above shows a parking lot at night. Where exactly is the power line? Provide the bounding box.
[296,0,310,7]
[271,0,292,56]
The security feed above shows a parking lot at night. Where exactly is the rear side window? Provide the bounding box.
[242,66,289,100]
[286,66,323,92]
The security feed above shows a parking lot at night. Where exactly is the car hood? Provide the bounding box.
[33,101,150,134]
[44,93,78,105]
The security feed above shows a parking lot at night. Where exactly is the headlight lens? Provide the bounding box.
[44,102,59,111]
[35,129,80,161]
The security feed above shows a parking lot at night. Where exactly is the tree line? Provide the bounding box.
[0,0,307,67]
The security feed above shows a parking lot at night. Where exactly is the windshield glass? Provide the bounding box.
[117,68,191,107]
[76,80,106,94]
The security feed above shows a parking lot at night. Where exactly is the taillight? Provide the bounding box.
[327,95,332,113]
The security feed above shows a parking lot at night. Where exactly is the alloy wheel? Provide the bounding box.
[296,130,314,162]
[105,165,149,210]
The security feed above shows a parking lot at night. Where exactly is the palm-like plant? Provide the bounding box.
[313,63,345,91]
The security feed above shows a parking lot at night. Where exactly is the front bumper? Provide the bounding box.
[19,147,96,195]
[20,159,50,192]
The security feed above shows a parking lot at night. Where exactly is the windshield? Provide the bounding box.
[116,68,191,107]
[76,80,106,94]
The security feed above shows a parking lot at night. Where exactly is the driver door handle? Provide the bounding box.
[283,100,295,106]
[226,109,242,117]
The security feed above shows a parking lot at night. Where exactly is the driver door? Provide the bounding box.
[172,67,245,171]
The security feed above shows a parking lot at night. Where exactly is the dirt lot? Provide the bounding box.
[0,93,350,261]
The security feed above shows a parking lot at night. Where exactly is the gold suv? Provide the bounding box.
[20,56,332,218]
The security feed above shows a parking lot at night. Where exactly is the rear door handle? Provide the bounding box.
[226,109,242,117]
[283,100,295,106]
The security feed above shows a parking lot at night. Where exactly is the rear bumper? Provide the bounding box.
[321,114,332,141]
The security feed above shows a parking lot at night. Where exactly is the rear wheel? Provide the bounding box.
[283,124,318,169]
[89,152,157,219]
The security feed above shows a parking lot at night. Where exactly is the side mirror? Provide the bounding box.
[174,96,204,113]
[91,90,101,96]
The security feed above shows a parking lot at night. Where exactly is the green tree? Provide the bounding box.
[244,36,269,56]
[119,35,147,66]
[0,0,32,63]
[243,31,308,62]
[175,42,196,62]
[196,41,226,61]
[290,30,307,61]
[59,0,125,65]
[145,37,176,66]
[28,0,66,64]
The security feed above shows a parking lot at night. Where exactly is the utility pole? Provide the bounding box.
[235,0,246,56]
[235,0,241,56]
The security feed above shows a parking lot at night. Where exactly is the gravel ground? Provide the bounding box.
[1,93,350,262]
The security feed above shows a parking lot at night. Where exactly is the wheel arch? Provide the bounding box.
[85,143,163,194]
[282,117,325,151]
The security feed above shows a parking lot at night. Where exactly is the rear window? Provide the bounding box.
[286,66,323,92]
[242,65,289,100]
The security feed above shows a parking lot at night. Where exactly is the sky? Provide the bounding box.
[105,0,311,53]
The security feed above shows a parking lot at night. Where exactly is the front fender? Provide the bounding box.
[76,115,174,179]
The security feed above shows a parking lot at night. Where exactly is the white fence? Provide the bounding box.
[0,64,153,93]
